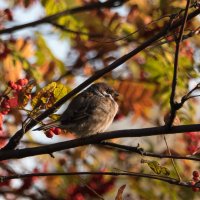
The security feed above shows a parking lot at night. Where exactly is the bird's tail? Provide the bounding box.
[33,121,60,131]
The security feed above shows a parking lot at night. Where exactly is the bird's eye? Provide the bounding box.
[106,89,112,94]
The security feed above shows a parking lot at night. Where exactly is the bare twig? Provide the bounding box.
[0,171,196,188]
[99,141,200,162]
[50,22,103,38]
[163,136,182,181]
[167,0,191,127]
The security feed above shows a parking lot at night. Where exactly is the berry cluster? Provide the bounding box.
[45,127,62,138]
[8,78,29,91]
[190,170,200,192]
[0,78,29,115]
[184,132,200,154]
[0,78,29,130]
[0,98,11,115]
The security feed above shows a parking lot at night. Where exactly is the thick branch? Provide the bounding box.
[2,8,200,151]
[1,124,200,160]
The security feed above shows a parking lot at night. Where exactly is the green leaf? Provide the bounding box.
[142,159,170,176]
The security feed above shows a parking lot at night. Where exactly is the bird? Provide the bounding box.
[34,82,119,136]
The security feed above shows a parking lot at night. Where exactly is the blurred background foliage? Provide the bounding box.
[0,0,200,199]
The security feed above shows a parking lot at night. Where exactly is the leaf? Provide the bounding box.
[115,184,126,200]
[141,159,170,176]
[114,80,155,120]
[31,82,69,110]
[53,82,69,101]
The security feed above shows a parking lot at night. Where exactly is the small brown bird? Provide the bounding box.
[34,82,119,136]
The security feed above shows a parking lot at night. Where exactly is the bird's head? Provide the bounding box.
[88,82,119,100]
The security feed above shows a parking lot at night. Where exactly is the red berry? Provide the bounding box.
[8,81,14,87]
[193,171,199,178]
[53,128,61,135]
[4,104,10,109]
[15,85,22,91]
[193,176,199,181]
[17,78,28,86]
[74,193,85,200]
[45,130,54,138]
[1,99,9,108]
[192,187,199,192]
[67,185,77,194]
[1,110,9,115]
[4,9,13,21]
[8,82,18,90]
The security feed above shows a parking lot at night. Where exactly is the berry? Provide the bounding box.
[53,127,61,135]
[4,9,13,21]
[45,130,54,138]
[17,78,28,86]
[15,85,22,91]
[1,110,9,115]
[8,81,14,87]
[1,99,10,109]
[8,81,18,90]
[193,176,199,181]
[192,187,199,192]
[74,193,85,200]
[193,171,199,178]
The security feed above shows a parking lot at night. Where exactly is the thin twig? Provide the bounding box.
[50,22,103,38]
[99,141,200,162]
[0,171,195,188]
[167,0,191,127]
[163,136,182,181]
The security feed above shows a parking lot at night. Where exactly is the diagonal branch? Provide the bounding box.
[1,8,200,151]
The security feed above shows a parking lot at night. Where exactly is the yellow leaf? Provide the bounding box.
[31,82,69,110]
[142,159,170,176]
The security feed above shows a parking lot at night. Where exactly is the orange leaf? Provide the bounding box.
[115,184,126,200]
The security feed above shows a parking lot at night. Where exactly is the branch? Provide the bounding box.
[167,0,191,127]
[2,8,200,151]
[0,171,197,188]
[100,141,200,162]
[0,0,125,35]
[2,124,200,160]
[50,22,103,38]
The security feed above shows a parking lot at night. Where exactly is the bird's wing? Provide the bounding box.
[60,92,97,123]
